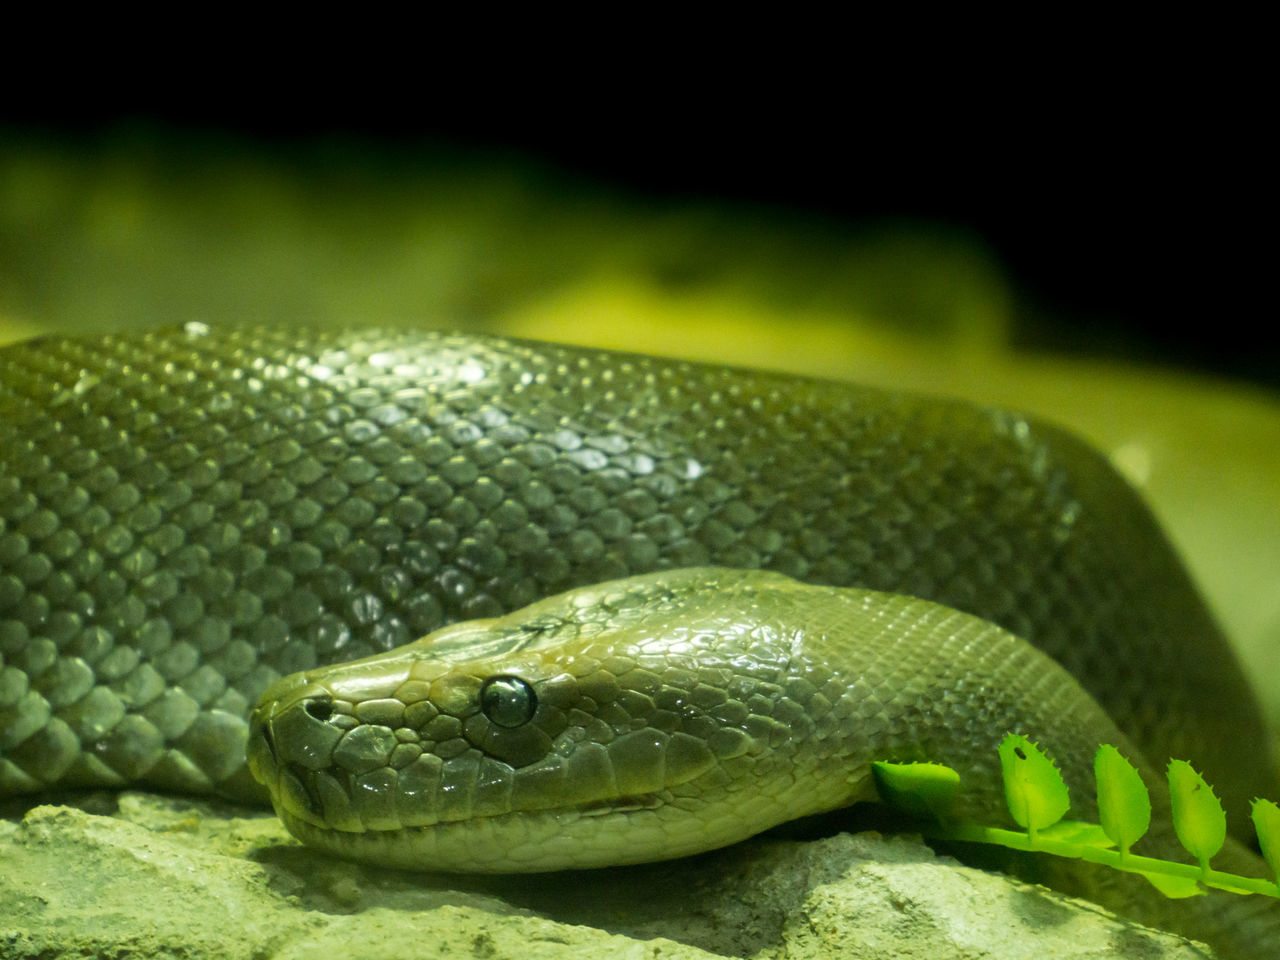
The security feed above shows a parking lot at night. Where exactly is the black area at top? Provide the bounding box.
[5,78,1273,391]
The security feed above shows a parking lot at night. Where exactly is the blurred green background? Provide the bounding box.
[1,121,1276,734]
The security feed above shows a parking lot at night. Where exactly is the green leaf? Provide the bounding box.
[1094,744,1151,855]
[871,761,961,819]
[1251,798,1280,881]
[1205,875,1263,895]
[1141,871,1206,899]
[999,733,1070,838]
[1039,819,1115,848]
[1167,759,1226,869]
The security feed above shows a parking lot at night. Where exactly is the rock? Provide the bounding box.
[0,793,1211,959]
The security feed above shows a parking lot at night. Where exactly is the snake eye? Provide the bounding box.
[480,675,537,728]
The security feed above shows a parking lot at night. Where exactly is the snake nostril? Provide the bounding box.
[303,697,334,723]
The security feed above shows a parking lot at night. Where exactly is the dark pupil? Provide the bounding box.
[480,676,537,728]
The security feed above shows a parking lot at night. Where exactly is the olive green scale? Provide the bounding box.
[0,324,1272,811]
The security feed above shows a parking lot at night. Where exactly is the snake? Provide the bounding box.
[1,323,1276,957]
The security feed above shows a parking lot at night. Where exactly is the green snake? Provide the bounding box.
[1,324,1276,957]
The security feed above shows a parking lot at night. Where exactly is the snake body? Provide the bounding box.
[1,324,1276,956]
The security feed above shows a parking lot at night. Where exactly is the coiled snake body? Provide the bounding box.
[1,324,1276,956]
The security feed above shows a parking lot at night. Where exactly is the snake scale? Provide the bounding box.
[1,323,1276,957]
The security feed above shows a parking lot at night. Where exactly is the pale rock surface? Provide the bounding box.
[0,793,1212,959]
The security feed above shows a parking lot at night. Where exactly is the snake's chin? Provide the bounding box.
[269,792,765,873]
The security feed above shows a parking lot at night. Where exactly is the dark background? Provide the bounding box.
[4,75,1272,390]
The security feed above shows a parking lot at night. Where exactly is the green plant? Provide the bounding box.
[871,734,1280,899]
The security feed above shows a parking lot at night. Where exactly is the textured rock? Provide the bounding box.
[0,793,1212,960]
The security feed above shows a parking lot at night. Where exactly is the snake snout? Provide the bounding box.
[247,678,350,824]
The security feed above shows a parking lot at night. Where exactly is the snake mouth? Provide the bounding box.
[248,692,678,842]
[251,716,689,873]
[253,730,670,833]
[269,756,668,829]
[269,795,686,873]
[247,695,789,872]
[252,717,806,874]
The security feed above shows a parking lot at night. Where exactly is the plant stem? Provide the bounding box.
[935,823,1280,898]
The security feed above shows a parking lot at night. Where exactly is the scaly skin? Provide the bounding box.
[249,568,1280,957]
[1,324,1276,956]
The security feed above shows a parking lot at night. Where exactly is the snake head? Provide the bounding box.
[247,568,861,872]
